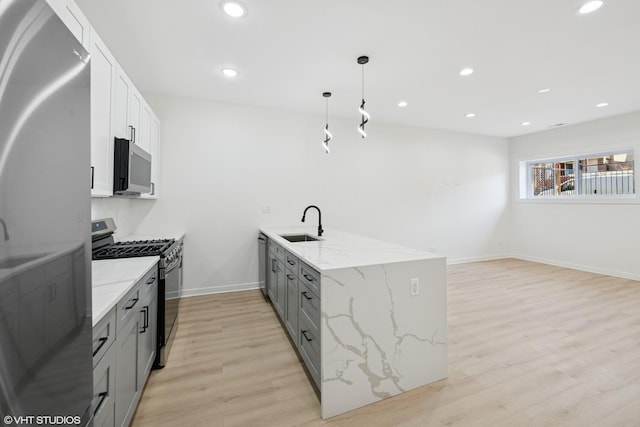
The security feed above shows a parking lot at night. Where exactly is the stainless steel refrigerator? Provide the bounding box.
[0,0,93,425]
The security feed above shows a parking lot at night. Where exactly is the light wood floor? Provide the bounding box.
[131,259,640,427]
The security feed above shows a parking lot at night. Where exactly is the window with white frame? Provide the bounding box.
[525,150,635,198]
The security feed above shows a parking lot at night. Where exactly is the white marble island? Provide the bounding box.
[260,227,447,419]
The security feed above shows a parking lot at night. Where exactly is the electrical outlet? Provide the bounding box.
[410,278,420,296]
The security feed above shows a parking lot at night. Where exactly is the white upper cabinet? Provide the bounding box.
[46,0,91,50]
[129,89,143,146]
[114,67,145,148]
[89,31,116,197]
[48,0,162,198]
[140,110,160,199]
[113,68,132,140]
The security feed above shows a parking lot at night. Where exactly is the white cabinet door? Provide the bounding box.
[113,67,133,140]
[140,107,160,199]
[129,89,143,145]
[150,114,160,198]
[90,32,116,197]
[46,0,91,50]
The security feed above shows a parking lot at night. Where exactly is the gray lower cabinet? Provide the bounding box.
[115,301,140,427]
[137,280,157,387]
[284,269,298,341]
[93,264,158,427]
[264,236,321,391]
[92,307,116,427]
[268,248,285,320]
[93,340,116,427]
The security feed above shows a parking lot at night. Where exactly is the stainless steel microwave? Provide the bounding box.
[113,138,152,195]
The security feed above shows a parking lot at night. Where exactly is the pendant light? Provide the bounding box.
[357,55,370,139]
[322,92,332,153]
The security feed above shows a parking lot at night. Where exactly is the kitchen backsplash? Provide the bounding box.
[91,197,155,238]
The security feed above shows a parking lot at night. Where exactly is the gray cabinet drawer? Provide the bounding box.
[298,314,320,389]
[140,266,158,297]
[117,282,141,334]
[268,240,285,260]
[299,261,320,297]
[284,251,298,271]
[93,307,116,367]
[299,282,320,333]
[93,344,115,427]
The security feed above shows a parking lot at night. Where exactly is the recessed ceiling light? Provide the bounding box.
[577,0,604,15]
[521,121,531,126]
[397,101,408,108]
[460,68,474,76]
[465,113,476,118]
[222,1,245,18]
[596,102,609,107]
[221,67,238,78]
[538,88,551,94]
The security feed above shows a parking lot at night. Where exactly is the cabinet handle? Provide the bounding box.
[90,166,94,189]
[94,392,108,416]
[303,274,314,282]
[129,125,136,143]
[301,330,313,342]
[287,259,295,265]
[301,291,312,301]
[271,259,276,273]
[286,274,294,280]
[146,276,156,284]
[140,306,149,333]
[150,182,155,195]
[92,337,108,356]
[125,297,139,310]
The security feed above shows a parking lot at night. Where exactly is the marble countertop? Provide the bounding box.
[260,226,443,272]
[92,256,159,326]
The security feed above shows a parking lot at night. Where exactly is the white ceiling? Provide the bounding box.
[74,0,640,138]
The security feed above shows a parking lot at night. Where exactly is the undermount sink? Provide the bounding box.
[280,234,320,243]
[0,253,47,269]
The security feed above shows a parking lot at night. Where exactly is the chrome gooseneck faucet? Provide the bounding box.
[301,205,323,237]
[0,218,9,241]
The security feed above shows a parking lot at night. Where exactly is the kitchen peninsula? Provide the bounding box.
[260,227,447,419]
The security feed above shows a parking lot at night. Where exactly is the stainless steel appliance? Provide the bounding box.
[91,219,183,368]
[0,0,92,424]
[258,233,268,297]
[113,137,152,196]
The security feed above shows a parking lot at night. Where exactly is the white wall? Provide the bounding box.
[115,95,509,296]
[509,111,640,280]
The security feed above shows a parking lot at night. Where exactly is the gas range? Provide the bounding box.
[91,218,181,264]
[91,218,184,368]
[92,239,175,260]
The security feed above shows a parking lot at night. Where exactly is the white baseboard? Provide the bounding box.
[180,281,262,298]
[510,254,640,281]
[446,254,510,265]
